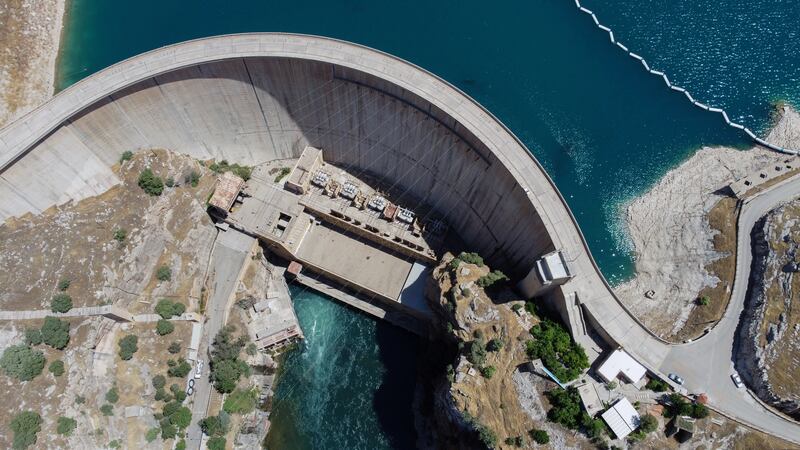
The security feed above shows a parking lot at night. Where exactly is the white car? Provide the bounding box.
[668,373,684,385]
[731,372,744,388]
[187,378,195,388]
[194,359,204,379]
[186,386,194,396]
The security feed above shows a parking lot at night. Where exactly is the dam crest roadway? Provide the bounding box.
[0,33,797,444]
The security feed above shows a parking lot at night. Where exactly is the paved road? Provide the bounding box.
[659,178,800,444]
[185,229,256,450]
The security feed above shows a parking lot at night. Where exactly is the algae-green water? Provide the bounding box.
[57,0,798,448]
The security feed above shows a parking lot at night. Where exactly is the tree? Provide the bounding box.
[487,338,504,352]
[171,406,192,429]
[638,414,658,434]
[0,345,45,381]
[691,403,709,419]
[118,334,138,360]
[545,387,583,429]
[529,428,549,444]
[168,360,192,378]
[56,417,77,436]
[24,329,42,346]
[49,359,65,377]
[207,437,226,450]
[51,293,73,313]
[645,378,669,392]
[156,265,172,282]
[10,411,42,449]
[223,388,258,414]
[168,342,182,354]
[211,359,246,393]
[156,319,175,336]
[467,339,487,366]
[505,436,524,447]
[106,387,119,404]
[199,414,229,437]
[152,374,166,390]
[138,168,164,196]
[526,319,588,382]
[40,316,70,350]
[155,299,185,319]
[120,151,134,163]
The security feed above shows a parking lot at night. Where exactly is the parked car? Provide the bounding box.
[668,373,684,385]
[731,372,744,388]
[186,386,194,396]
[188,378,195,388]
[194,359,204,379]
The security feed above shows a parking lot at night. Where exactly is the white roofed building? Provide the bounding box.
[601,398,641,439]
[596,349,647,385]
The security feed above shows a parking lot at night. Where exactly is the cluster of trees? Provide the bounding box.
[476,270,509,288]
[155,299,185,319]
[51,278,73,313]
[9,411,42,449]
[525,318,589,382]
[448,252,485,271]
[2,317,72,382]
[645,378,669,392]
[138,168,165,196]
[209,160,253,181]
[167,359,192,378]
[545,387,607,441]
[502,429,550,448]
[665,393,708,419]
[155,397,192,440]
[200,412,230,450]
[210,326,251,393]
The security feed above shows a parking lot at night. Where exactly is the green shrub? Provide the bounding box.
[118,334,138,360]
[155,299,185,318]
[168,360,192,378]
[168,342,182,354]
[487,338,504,352]
[457,252,484,267]
[145,427,159,442]
[152,374,166,390]
[209,160,252,181]
[467,339,487,366]
[525,318,588,382]
[505,436,524,447]
[109,440,121,448]
[156,265,172,282]
[691,403,709,419]
[476,270,509,288]
[207,437,226,450]
[56,416,77,436]
[665,393,694,418]
[57,279,71,291]
[41,316,70,349]
[75,395,85,404]
[480,365,496,379]
[645,378,669,392]
[100,404,114,416]
[524,300,538,316]
[165,177,175,188]
[120,151,134,163]
[698,295,710,306]
[511,303,523,313]
[138,168,164,196]
[24,329,42,346]
[638,414,658,434]
[50,293,73,313]
[49,359,65,377]
[274,167,291,183]
[113,228,127,243]
[185,170,201,187]
[1,345,45,381]
[106,387,119,404]
[529,428,549,444]
[176,440,186,450]
[223,388,259,414]
[156,319,175,336]
[10,411,42,449]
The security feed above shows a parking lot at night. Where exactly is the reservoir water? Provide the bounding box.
[56,0,797,447]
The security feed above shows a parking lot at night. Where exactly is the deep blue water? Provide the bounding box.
[57,1,798,448]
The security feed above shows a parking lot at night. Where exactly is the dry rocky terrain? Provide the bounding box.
[616,105,800,341]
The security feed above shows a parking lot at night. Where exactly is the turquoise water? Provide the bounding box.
[263,286,418,450]
[56,1,797,448]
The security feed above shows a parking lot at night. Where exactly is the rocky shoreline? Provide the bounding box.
[0,0,66,127]
[615,105,800,339]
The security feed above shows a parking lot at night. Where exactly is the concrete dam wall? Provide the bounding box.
[0,53,551,278]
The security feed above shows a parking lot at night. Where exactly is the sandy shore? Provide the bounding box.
[616,105,800,338]
[0,0,66,128]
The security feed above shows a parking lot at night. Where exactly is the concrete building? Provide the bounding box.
[284,146,323,194]
[596,349,647,385]
[601,397,641,439]
[208,171,245,216]
[518,250,573,298]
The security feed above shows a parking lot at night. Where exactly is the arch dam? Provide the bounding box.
[0,33,796,443]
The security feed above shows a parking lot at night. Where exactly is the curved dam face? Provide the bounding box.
[0,37,553,277]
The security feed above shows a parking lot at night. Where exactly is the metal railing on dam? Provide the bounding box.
[573,0,798,156]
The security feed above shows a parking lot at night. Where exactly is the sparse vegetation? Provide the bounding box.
[697,295,710,306]
[120,151,133,164]
[463,411,497,448]
[209,160,253,181]
[138,168,164,196]
[40,316,70,349]
[50,293,73,313]
[185,170,201,187]
[9,411,42,449]
[156,265,172,282]
[526,318,588,382]
[480,365,496,379]
[246,342,258,356]
[56,417,77,436]
[48,359,65,377]
[165,176,175,188]
[505,435,525,447]
[106,386,119,404]
[156,319,175,336]
[145,427,159,442]
[57,278,71,291]
[118,334,139,360]
[155,298,185,319]
[274,167,291,183]
[113,228,127,243]
[223,388,259,414]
